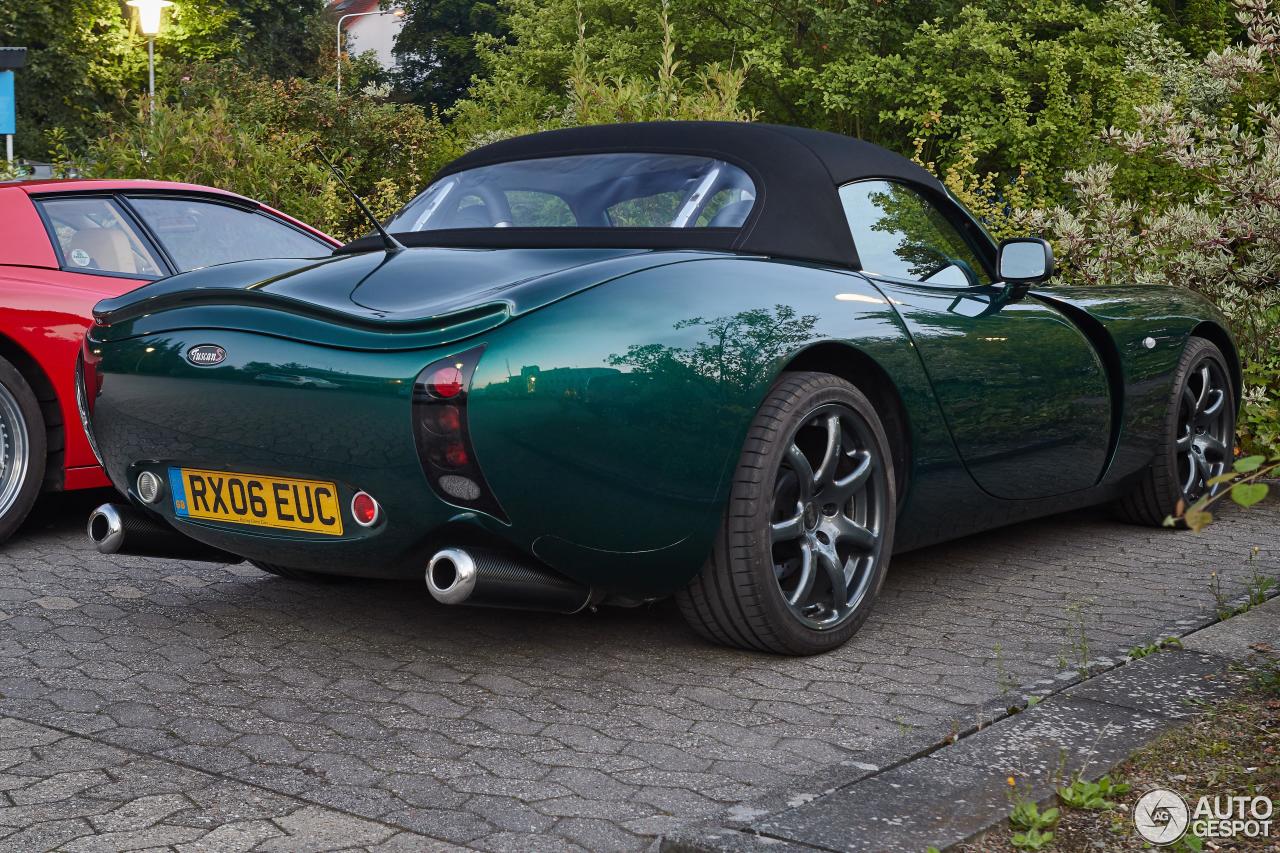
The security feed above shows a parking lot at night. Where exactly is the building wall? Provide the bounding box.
[346,13,403,71]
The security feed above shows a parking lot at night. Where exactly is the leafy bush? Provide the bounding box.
[1012,0,1280,455]
[450,1,753,145]
[79,64,453,242]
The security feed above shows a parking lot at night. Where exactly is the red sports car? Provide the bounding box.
[0,179,340,542]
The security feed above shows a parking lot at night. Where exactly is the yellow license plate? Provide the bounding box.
[169,468,344,536]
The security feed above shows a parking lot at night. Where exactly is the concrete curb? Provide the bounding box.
[660,595,1279,852]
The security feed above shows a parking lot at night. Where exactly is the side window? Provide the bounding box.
[36,197,165,278]
[128,197,329,272]
[839,181,991,286]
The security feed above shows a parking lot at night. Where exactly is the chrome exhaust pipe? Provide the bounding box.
[87,503,126,554]
[87,503,244,564]
[426,547,592,614]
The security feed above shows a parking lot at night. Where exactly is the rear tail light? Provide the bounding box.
[412,347,506,520]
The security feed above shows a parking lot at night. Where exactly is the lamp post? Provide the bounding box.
[336,7,404,94]
[126,0,173,120]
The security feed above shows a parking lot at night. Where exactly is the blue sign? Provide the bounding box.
[0,71,13,135]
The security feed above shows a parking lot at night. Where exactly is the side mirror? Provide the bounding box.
[997,237,1054,287]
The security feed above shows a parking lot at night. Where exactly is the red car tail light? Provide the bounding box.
[412,347,506,520]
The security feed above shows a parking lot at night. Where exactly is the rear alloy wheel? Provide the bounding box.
[677,372,895,655]
[0,355,46,545]
[1116,337,1235,526]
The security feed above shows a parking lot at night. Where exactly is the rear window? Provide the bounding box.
[128,197,330,272]
[387,153,756,232]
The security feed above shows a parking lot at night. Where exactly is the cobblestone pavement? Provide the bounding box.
[0,490,1276,852]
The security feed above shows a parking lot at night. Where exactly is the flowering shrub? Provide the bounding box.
[1019,0,1280,455]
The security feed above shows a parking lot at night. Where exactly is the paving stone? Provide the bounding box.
[931,694,1176,785]
[1065,649,1243,719]
[259,805,398,851]
[0,492,1275,850]
[754,755,1013,853]
[1181,594,1280,660]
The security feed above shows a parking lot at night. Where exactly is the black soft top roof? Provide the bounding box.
[346,122,946,267]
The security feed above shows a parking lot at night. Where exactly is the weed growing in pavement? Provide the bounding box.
[1056,774,1130,810]
[1061,598,1094,676]
[1210,560,1278,621]
[1209,570,1232,620]
[1008,793,1059,850]
[1128,636,1183,659]
[1244,563,1276,612]
[1004,775,1060,850]
[994,642,1016,697]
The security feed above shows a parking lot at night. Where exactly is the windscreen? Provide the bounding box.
[386,153,756,232]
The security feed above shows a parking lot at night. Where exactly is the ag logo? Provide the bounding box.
[186,344,227,367]
[1135,788,1190,845]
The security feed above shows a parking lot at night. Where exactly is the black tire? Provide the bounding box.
[676,372,896,655]
[0,355,47,545]
[1115,337,1235,526]
[251,561,346,583]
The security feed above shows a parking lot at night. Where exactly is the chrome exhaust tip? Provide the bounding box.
[424,547,593,613]
[87,503,125,554]
[85,502,245,564]
[426,548,478,605]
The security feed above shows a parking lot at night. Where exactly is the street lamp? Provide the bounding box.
[336,7,405,94]
[126,0,173,119]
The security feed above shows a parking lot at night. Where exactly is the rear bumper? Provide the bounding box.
[85,328,484,577]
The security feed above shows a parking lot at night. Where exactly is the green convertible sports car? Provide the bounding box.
[81,122,1238,654]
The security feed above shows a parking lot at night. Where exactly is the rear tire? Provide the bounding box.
[0,355,47,545]
[676,372,896,655]
[1115,337,1235,526]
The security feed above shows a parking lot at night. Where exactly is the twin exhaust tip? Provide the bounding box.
[88,502,588,611]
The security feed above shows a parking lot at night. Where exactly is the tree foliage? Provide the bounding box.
[391,0,504,111]
[1024,0,1280,453]
[79,63,453,242]
[0,0,330,157]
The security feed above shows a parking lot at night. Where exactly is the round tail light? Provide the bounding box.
[351,491,380,527]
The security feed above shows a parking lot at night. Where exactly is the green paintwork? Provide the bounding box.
[86,245,1236,595]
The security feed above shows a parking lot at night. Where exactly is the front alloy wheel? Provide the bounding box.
[1175,354,1231,501]
[1116,336,1235,526]
[677,372,895,655]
